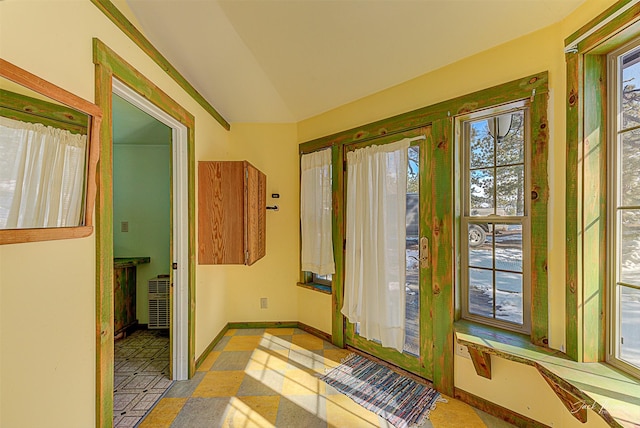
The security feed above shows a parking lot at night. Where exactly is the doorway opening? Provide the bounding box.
[111,79,189,426]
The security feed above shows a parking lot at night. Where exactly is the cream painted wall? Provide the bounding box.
[295,0,619,426]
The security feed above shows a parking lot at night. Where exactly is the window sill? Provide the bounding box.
[296,282,331,295]
[454,320,640,428]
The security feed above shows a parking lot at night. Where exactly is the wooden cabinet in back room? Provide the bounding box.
[198,161,266,265]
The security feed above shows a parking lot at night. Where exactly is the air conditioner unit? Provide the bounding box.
[148,276,170,329]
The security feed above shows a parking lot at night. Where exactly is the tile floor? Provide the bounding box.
[114,329,173,427]
[138,328,515,427]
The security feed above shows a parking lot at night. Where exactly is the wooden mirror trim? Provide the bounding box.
[0,58,102,244]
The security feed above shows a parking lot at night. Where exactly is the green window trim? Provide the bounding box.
[299,72,549,396]
[565,1,640,364]
[0,89,89,134]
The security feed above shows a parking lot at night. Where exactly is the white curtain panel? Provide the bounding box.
[300,148,335,275]
[342,139,409,353]
[0,116,87,228]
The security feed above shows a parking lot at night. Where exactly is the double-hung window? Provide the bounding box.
[459,101,531,334]
[608,39,640,376]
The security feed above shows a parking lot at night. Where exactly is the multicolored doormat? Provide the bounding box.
[319,353,445,428]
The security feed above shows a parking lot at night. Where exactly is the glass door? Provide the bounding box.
[343,127,432,379]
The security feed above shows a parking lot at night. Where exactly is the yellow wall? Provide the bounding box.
[196,123,300,331]
[296,0,619,425]
[226,124,300,323]
[0,0,629,426]
[0,1,299,427]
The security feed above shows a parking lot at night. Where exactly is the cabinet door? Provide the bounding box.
[245,162,266,265]
[198,161,245,264]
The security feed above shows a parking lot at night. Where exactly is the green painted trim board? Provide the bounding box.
[93,38,197,428]
[90,0,230,130]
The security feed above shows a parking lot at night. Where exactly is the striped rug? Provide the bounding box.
[320,353,445,428]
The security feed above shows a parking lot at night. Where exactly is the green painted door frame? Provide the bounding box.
[93,38,197,428]
[300,71,548,397]
[342,127,433,380]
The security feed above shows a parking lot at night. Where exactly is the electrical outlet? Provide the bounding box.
[260,297,268,309]
[121,221,129,232]
[455,343,471,359]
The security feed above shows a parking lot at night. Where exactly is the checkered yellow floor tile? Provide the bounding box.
[141,328,516,427]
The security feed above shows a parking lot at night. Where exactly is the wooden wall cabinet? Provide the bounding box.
[198,161,266,265]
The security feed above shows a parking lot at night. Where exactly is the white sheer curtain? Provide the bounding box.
[300,148,335,275]
[341,139,409,352]
[0,116,87,228]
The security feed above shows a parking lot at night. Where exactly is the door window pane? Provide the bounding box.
[405,145,420,356]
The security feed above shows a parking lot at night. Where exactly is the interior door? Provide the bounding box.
[344,126,433,379]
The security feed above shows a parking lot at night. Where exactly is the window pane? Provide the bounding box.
[469,223,492,268]
[620,130,640,207]
[470,168,494,215]
[405,145,420,356]
[313,273,332,282]
[620,210,640,286]
[495,224,522,273]
[469,120,494,169]
[405,231,419,355]
[496,165,524,216]
[621,48,640,130]
[496,271,523,324]
[620,285,640,370]
[469,268,493,318]
[496,111,524,166]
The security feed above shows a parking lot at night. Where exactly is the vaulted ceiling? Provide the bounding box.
[125,0,585,124]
